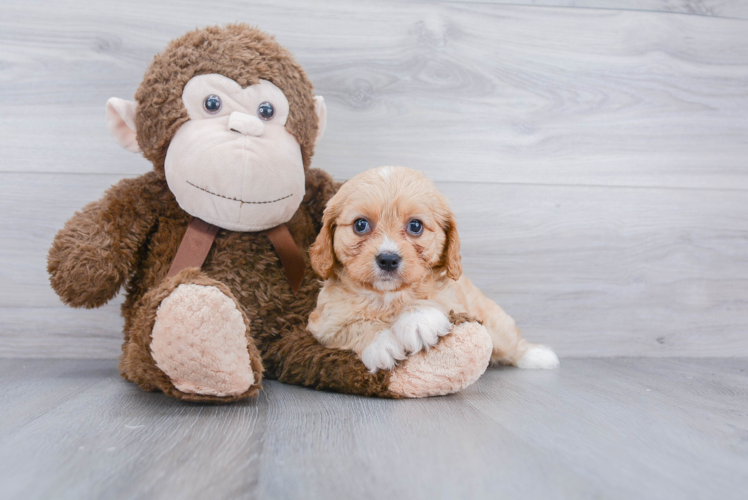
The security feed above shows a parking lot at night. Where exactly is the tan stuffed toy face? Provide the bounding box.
[106,74,326,231]
[166,74,306,231]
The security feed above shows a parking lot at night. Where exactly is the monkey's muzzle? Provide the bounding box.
[228,111,265,136]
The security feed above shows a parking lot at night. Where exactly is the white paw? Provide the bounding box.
[517,345,560,369]
[361,329,406,373]
[391,307,451,354]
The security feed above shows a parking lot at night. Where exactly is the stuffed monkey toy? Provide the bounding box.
[47,24,492,402]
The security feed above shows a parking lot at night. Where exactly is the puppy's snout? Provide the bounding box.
[376,252,401,272]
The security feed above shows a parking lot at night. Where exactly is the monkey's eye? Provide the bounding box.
[407,219,424,236]
[257,102,275,121]
[203,95,222,114]
[353,219,371,235]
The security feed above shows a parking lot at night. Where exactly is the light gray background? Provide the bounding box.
[2,0,747,359]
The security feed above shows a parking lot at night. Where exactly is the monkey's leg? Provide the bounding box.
[262,313,492,398]
[119,268,263,403]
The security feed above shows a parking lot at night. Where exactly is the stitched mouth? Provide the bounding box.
[187,181,292,205]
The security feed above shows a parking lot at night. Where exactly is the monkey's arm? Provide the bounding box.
[48,171,165,308]
[264,327,396,397]
[264,320,494,398]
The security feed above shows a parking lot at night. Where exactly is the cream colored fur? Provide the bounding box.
[151,284,254,396]
[307,166,559,373]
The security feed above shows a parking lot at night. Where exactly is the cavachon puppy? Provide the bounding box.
[307,166,560,373]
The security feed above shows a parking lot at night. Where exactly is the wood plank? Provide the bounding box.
[0,359,115,434]
[1,1,747,189]
[2,173,746,358]
[0,361,266,500]
[0,358,745,499]
[466,358,748,500]
[258,373,598,500]
[0,306,124,358]
[446,1,748,20]
[0,173,121,310]
[451,181,748,358]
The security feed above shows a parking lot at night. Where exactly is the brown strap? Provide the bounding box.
[264,224,306,296]
[167,217,305,296]
[167,217,220,278]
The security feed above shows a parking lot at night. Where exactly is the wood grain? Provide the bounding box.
[1,0,747,359]
[0,360,266,500]
[1,2,746,497]
[0,306,124,358]
[447,1,748,20]
[0,358,746,500]
[2,173,746,358]
[258,369,598,500]
[466,357,748,500]
[1,1,747,189]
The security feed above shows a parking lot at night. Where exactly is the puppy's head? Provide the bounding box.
[310,166,461,291]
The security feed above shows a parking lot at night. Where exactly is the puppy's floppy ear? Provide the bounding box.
[310,203,338,279]
[443,211,462,280]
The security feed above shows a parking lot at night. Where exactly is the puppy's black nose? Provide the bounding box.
[376,252,401,272]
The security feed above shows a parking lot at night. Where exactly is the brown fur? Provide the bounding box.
[49,167,395,401]
[47,25,490,402]
[134,24,319,171]
[122,267,264,402]
[47,24,396,401]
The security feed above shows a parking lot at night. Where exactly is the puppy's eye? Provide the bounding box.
[407,219,423,236]
[353,219,371,235]
[203,95,222,114]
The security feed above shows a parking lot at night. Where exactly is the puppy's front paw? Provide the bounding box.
[392,307,451,355]
[361,329,406,373]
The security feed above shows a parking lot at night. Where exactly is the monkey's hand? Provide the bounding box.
[388,320,492,398]
[47,174,159,308]
[48,200,128,308]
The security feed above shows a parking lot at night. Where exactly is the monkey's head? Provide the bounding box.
[106,24,326,231]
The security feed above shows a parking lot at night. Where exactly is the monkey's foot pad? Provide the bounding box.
[150,284,254,397]
[389,321,492,398]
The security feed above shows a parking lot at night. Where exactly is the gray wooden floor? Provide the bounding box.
[0,358,745,500]
[2,1,747,499]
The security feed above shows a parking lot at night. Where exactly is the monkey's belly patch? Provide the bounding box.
[150,283,253,397]
[186,180,292,205]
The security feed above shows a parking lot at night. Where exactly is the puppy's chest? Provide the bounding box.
[355,289,440,324]
[366,288,410,309]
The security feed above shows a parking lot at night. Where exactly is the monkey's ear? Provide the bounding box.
[106,98,141,153]
[313,96,327,145]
